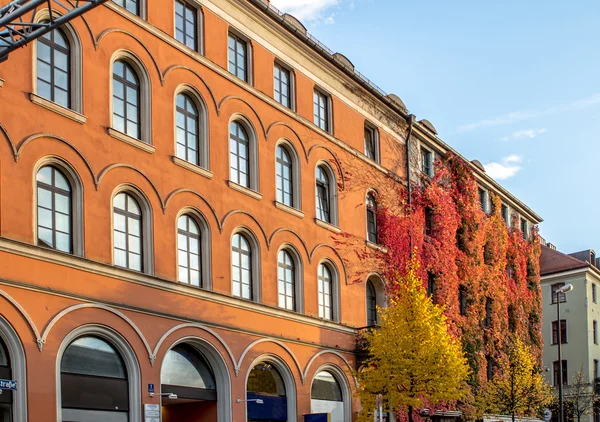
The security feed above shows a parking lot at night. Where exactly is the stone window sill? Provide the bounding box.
[107,127,155,154]
[172,156,213,179]
[30,93,87,124]
[366,241,387,253]
[227,181,263,200]
[314,218,341,234]
[274,201,304,218]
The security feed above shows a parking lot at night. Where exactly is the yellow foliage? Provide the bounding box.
[356,256,470,422]
[483,337,553,421]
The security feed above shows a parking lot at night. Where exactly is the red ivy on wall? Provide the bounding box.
[342,152,542,414]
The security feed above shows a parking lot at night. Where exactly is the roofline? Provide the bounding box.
[245,0,542,223]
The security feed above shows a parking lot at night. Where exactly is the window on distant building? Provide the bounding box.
[364,125,379,162]
[421,147,433,177]
[424,207,433,236]
[228,32,248,82]
[484,298,492,328]
[594,359,599,380]
[552,320,567,345]
[458,286,467,316]
[552,283,567,304]
[313,89,330,132]
[366,280,378,327]
[521,218,528,239]
[274,62,291,108]
[479,188,487,214]
[366,193,378,243]
[501,204,509,226]
[175,0,197,50]
[595,320,598,345]
[486,356,494,381]
[553,360,568,386]
[427,273,436,303]
[593,284,597,304]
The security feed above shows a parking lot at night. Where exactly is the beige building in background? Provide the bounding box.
[541,245,600,422]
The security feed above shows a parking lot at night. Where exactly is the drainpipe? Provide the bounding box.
[405,114,416,205]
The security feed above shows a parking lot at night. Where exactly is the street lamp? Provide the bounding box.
[556,283,573,422]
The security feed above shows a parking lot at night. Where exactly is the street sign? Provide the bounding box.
[148,384,154,394]
[144,404,159,422]
[544,408,552,422]
[0,380,17,391]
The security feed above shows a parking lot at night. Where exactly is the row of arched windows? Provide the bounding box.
[0,325,349,422]
[35,164,345,321]
[34,26,380,238]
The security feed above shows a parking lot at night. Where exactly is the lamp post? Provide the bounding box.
[556,283,573,422]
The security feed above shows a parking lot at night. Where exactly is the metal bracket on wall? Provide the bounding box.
[0,0,108,62]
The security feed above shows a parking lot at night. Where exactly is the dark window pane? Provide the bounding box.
[311,371,342,401]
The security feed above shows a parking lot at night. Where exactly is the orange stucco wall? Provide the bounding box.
[0,0,406,420]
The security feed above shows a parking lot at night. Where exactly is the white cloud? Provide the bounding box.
[457,93,600,132]
[484,155,523,180]
[269,0,341,22]
[501,128,546,141]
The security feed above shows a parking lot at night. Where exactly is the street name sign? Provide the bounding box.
[0,380,17,390]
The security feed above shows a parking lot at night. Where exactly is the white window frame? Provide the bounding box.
[364,123,379,163]
[227,29,253,85]
[228,115,259,192]
[313,87,332,133]
[275,140,301,210]
[273,60,295,110]
[175,208,212,290]
[231,227,261,303]
[315,162,338,226]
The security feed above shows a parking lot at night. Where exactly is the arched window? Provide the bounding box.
[178,215,201,287]
[113,0,140,16]
[176,93,200,166]
[61,336,129,421]
[161,343,216,405]
[113,60,141,139]
[229,121,250,188]
[37,166,72,253]
[276,145,293,207]
[36,27,70,108]
[278,250,295,311]
[0,338,12,421]
[247,363,287,421]
[232,233,252,300]
[113,192,143,272]
[318,264,333,321]
[366,193,377,243]
[366,280,377,327]
[316,165,337,225]
[311,371,344,420]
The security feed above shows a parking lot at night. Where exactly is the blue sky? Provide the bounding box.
[270,0,600,254]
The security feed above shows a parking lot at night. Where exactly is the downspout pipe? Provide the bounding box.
[405,114,416,205]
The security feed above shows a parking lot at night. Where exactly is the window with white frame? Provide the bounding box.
[278,250,295,311]
[175,0,197,50]
[276,145,293,207]
[113,0,140,16]
[318,263,334,320]
[274,63,291,108]
[37,27,70,108]
[228,33,248,82]
[36,166,72,253]
[232,233,252,300]
[366,193,377,243]
[176,93,200,165]
[421,147,433,177]
[313,89,329,132]
[113,60,141,139]
[177,215,201,287]
[229,121,250,188]
[113,193,143,272]
[316,165,337,224]
[364,125,378,162]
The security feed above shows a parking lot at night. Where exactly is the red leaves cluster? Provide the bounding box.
[343,153,542,401]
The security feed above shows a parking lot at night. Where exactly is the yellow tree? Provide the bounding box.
[356,257,470,422]
[484,337,553,422]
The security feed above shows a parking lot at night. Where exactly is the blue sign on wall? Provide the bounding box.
[304,414,330,422]
[247,393,287,421]
[0,380,17,391]
[148,383,155,394]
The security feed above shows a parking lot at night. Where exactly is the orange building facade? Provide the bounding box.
[0,0,542,421]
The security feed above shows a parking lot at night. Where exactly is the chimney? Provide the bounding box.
[547,242,557,251]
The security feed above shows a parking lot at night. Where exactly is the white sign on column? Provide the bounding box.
[145,403,160,422]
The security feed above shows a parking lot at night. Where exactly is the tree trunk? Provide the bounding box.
[512,412,515,422]
[408,406,414,422]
